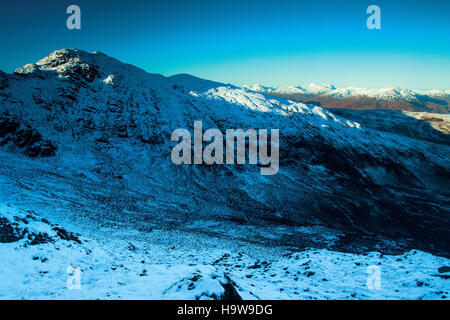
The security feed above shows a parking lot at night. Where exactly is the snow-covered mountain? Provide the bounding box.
[244,83,450,100]
[243,84,450,113]
[1,49,449,299]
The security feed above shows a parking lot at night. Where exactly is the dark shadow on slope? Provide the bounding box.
[167,73,235,92]
[328,108,450,146]
[415,94,449,107]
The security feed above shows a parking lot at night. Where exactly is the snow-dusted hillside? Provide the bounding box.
[0,49,449,299]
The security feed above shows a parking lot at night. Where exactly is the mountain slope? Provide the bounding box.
[0,49,449,259]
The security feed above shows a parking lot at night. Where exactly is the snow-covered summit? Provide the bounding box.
[14,49,165,83]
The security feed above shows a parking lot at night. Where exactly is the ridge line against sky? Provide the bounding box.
[0,0,449,90]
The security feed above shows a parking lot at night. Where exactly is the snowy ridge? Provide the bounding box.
[6,49,361,143]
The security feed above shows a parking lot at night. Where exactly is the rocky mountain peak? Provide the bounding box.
[13,49,102,82]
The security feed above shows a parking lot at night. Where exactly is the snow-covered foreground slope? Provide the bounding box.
[1,202,449,300]
[0,49,449,299]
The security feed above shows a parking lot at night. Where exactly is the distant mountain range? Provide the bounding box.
[243,84,450,114]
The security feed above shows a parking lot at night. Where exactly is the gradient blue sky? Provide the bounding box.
[0,0,449,89]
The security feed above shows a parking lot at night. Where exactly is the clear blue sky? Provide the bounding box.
[0,0,449,89]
